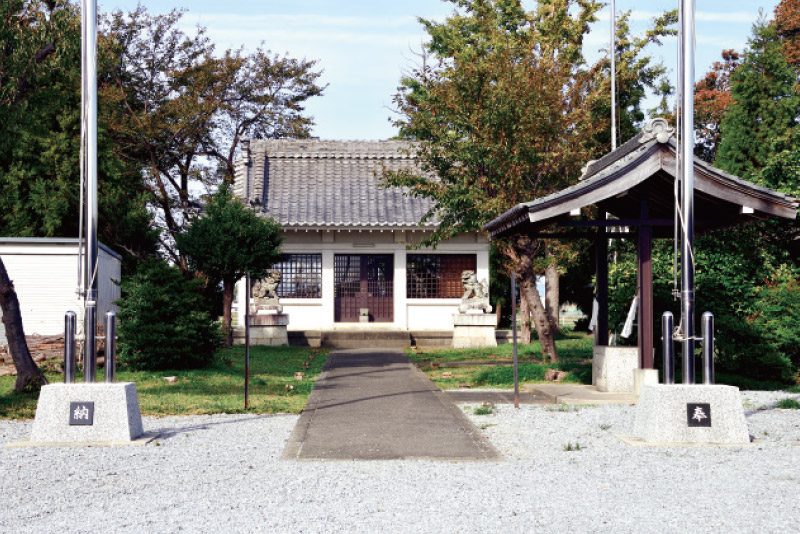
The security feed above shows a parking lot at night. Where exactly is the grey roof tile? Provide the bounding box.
[235,140,436,228]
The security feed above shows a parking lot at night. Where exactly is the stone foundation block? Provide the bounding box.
[632,384,750,444]
[29,383,143,443]
[593,346,638,393]
[634,368,660,394]
[452,313,497,348]
[249,325,288,346]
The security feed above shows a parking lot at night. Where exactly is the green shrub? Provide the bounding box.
[750,266,800,373]
[117,261,222,370]
[776,398,800,410]
[473,362,591,386]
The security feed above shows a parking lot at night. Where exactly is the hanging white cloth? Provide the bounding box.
[588,298,599,332]
[621,295,638,338]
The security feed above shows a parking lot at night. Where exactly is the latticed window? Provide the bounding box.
[271,254,322,298]
[407,254,476,298]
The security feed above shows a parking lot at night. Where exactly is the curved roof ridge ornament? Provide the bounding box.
[639,118,675,144]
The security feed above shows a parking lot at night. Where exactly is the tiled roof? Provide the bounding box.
[234,139,437,229]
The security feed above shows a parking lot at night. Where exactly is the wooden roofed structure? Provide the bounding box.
[484,119,799,369]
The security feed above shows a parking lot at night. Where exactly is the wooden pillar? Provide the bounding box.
[637,196,654,368]
[595,218,609,346]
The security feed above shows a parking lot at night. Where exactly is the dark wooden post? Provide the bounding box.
[637,196,654,368]
[595,216,609,346]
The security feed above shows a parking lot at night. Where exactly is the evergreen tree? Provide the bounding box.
[178,186,283,347]
[715,19,800,178]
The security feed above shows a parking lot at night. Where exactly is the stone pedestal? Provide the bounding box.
[631,384,750,444]
[634,368,659,394]
[452,313,497,349]
[28,383,144,444]
[592,346,638,393]
[249,313,289,346]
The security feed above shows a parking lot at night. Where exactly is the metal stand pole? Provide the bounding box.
[511,272,519,409]
[105,311,116,383]
[680,0,696,385]
[82,0,99,385]
[84,306,96,383]
[662,312,675,385]
[64,312,76,384]
[245,272,251,409]
[610,0,617,150]
[701,311,714,385]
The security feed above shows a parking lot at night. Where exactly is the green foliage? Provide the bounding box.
[117,261,222,370]
[178,185,282,345]
[473,405,494,415]
[776,398,800,409]
[178,186,282,285]
[587,9,677,151]
[716,20,800,179]
[0,1,156,269]
[749,266,800,372]
[563,442,583,451]
[472,362,591,386]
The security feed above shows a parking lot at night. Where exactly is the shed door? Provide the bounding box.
[334,254,393,323]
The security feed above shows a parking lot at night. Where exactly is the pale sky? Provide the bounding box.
[102,0,781,140]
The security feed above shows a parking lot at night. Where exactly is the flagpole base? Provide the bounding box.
[630,384,750,445]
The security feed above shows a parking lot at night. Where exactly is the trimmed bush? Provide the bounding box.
[117,261,222,370]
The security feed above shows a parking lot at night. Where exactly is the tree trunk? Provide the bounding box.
[0,257,47,391]
[545,262,562,333]
[519,269,559,363]
[222,279,235,348]
[519,291,532,344]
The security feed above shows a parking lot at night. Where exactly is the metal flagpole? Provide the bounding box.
[82,0,99,383]
[245,273,251,409]
[511,273,519,409]
[610,0,617,150]
[680,0,696,384]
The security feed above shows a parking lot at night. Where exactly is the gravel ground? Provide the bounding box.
[1,390,798,533]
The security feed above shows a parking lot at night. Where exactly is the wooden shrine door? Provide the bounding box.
[334,254,394,323]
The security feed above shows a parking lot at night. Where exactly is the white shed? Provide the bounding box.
[0,238,121,344]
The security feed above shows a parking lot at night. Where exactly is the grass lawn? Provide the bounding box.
[0,345,329,419]
[409,331,594,389]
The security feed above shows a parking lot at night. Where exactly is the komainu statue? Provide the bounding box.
[251,270,282,314]
[458,270,492,314]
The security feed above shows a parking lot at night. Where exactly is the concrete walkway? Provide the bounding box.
[525,383,639,405]
[283,349,499,461]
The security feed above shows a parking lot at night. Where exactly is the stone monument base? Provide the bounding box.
[629,384,750,444]
[452,313,497,349]
[25,383,145,445]
[634,368,659,394]
[592,345,638,393]
[248,313,289,346]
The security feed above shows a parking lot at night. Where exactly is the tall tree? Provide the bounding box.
[178,186,283,347]
[388,0,676,358]
[775,0,800,67]
[716,19,800,178]
[387,0,606,361]
[0,0,72,390]
[694,50,740,162]
[586,9,677,152]
[102,7,323,269]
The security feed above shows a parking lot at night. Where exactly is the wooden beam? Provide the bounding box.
[637,196,654,369]
[562,218,674,228]
[595,218,609,346]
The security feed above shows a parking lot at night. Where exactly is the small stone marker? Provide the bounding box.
[164,376,177,384]
[442,371,453,378]
[69,402,94,426]
[294,372,304,380]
